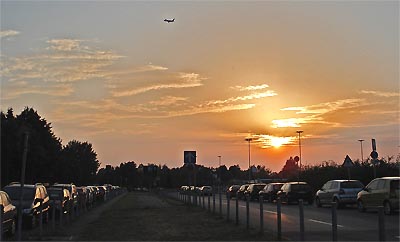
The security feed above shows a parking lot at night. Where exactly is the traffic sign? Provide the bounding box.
[370,151,378,159]
[184,151,196,164]
[342,155,354,168]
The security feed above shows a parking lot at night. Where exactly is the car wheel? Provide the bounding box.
[315,197,322,207]
[384,201,392,215]
[7,218,16,236]
[357,200,366,212]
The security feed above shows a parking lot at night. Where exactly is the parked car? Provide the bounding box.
[3,183,50,228]
[277,182,313,204]
[0,190,17,236]
[315,180,364,208]
[199,186,212,196]
[237,184,250,200]
[357,177,400,215]
[259,183,284,203]
[226,185,241,198]
[85,186,95,207]
[47,187,70,215]
[244,183,266,201]
[52,183,78,208]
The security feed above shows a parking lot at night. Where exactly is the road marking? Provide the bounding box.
[264,210,277,214]
[309,219,344,228]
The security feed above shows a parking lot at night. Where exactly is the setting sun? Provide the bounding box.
[270,136,293,148]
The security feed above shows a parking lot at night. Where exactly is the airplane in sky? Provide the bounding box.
[164,18,175,23]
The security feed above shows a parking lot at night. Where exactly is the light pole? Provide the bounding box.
[358,139,364,162]
[217,155,221,185]
[245,138,253,181]
[296,131,303,178]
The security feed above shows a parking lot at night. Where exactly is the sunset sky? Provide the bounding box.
[1,1,398,172]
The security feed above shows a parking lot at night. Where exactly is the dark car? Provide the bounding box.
[277,182,313,205]
[237,184,250,200]
[3,183,50,228]
[0,190,17,236]
[226,185,241,198]
[244,183,266,201]
[259,183,284,202]
[52,183,78,208]
[315,180,364,208]
[47,187,71,215]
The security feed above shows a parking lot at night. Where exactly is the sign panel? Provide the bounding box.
[342,155,354,168]
[184,151,196,164]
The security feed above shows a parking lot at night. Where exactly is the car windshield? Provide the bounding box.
[48,190,63,199]
[341,181,364,188]
[291,184,311,191]
[390,180,399,190]
[253,185,265,191]
[273,184,283,190]
[3,186,35,200]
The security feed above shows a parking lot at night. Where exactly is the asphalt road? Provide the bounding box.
[173,192,400,241]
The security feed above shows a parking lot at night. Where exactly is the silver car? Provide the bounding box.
[315,180,364,208]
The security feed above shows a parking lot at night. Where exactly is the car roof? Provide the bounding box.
[375,177,400,180]
[5,184,35,188]
[329,180,361,182]
[287,182,308,185]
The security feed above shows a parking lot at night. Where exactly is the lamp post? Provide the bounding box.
[358,139,364,162]
[296,131,303,178]
[245,138,253,181]
[217,155,221,185]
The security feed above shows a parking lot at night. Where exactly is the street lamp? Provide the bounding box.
[245,137,253,181]
[358,139,364,162]
[296,131,303,177]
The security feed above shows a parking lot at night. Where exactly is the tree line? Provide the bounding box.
[2,107,399,191]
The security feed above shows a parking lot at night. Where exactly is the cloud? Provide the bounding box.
[0,30,20,38]
[281,98,364,115]
[206,91,277,105]
[134,64,168,72]
[1,38,123,83]
[111,72,205,97]
[231,84,270,91]
[359,90,400,98]
[149,96,188,106]
[2,83,74,100]
[47,39,81,51]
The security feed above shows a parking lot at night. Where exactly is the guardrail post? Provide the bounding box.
[378,206,385,241]
[52,202,56,230]
[219,189,222,218]
[332,202,337,241]
[299,199,305,241]
[246,195,250,230]
[39,201,43,240]
[0,205,4,242]
[212,192,216,214]
[227,192,230,221]
[208,194,211,211]
[260,195,264,234]
[277,198,282,241]
[202,193,205,209]
[235,193,239,225]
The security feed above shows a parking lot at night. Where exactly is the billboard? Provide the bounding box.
[184,151,196,164]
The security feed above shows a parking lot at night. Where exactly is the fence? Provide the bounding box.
[176,189,389,241]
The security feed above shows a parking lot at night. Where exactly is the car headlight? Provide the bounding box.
[23,208,32,214]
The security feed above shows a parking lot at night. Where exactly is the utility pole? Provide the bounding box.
[245,138,253,181]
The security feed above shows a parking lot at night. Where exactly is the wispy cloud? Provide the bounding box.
[149,96,188,106]
[359,90,400,98]
[280,99,364,115]
[206,91,277,105]
[1,38,123,84]
[231,84,270,91]
[0,30,20,38]
[111,72,205,97]
[2,83,73,100]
